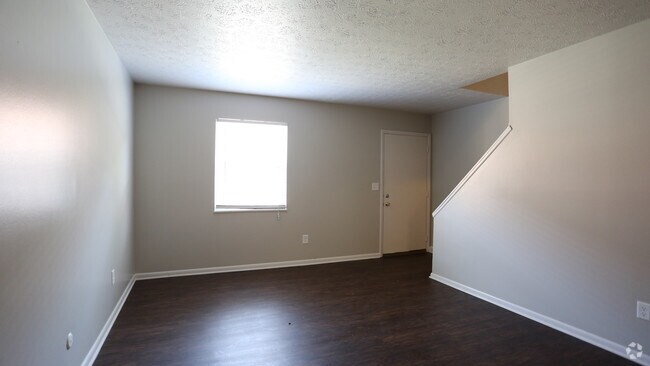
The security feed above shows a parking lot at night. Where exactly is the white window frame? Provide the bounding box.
[213,118,288,213]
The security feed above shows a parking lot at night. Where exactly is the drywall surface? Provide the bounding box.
[133,84,430,272]
[433,19,650,354]
[430,98,508,209]
[0,1,133,365]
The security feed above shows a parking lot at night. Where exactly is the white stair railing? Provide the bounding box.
[432,125,513,218]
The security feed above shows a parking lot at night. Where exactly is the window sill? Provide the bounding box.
[213,208,288,213]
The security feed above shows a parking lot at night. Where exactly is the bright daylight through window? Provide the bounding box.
[214,119,287,212]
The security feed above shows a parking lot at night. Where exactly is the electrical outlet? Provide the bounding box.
[66,333,74,350]
[638,301,650,321]
[302,234,309,244]
[111,269,115,285]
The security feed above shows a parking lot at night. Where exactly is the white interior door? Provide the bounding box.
[381,132,430,254]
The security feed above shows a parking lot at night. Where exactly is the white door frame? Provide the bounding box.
[379,130,432,255]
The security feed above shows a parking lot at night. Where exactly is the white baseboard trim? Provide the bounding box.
[135,253,383,280]
[82,275,136,366]
[430,273,649,366]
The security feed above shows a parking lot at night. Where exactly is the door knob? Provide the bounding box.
[384,202,391,207]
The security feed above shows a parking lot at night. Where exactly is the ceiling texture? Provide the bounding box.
[87,0,650,113]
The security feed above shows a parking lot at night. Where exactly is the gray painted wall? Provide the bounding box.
[0,1,133,365]
[433,19,650,354]
[133,84,430,273]
[430,98,509,209]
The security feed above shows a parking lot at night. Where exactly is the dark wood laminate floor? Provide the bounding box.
[96,254,631,365]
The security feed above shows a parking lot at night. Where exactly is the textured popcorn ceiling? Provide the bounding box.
[87,0,650,113]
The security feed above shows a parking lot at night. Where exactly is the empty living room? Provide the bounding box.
[2,0,650,365]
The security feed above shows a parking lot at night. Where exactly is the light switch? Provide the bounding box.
[371,182,379,191]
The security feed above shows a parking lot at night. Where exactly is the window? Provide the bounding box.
[214,118,287,212]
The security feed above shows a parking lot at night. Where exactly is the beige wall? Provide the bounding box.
[0,1,133,365]
[433,19,650,356]
[133,84,430,272]
[430,98,509,209]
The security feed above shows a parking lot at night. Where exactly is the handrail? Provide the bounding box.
[432,125,513,218]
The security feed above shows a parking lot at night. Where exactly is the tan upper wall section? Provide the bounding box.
[133,85,430,273]
[463,73,509,96]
